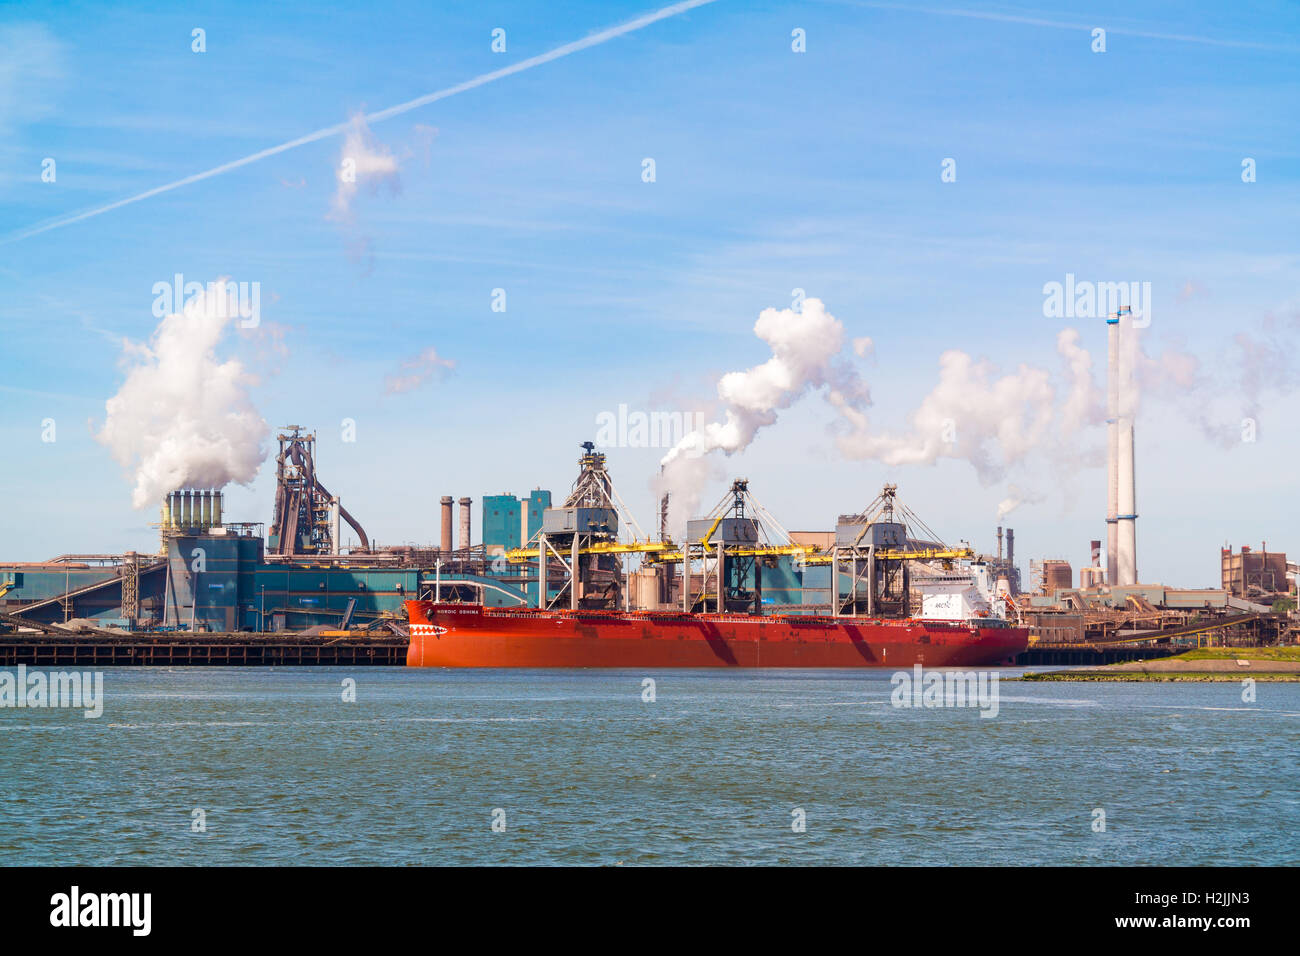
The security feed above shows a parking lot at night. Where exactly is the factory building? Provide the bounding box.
[483,490,554,600]
[0,430,550,633]
[483,495,522,551]
[1221,544,1294,604]
[482,490,552,554]
[3,424,1292,644]
[0,529,452,633]
[1041,560,1074,594]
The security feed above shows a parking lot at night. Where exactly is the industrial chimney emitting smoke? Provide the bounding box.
[159,488,225,536]
[1106,309,1138,585]
[1106,315,1120,586]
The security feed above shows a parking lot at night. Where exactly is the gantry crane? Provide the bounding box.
[814,484,973,617]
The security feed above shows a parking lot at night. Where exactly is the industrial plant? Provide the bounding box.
[0,308,1295,662]
[1,431,1295,667]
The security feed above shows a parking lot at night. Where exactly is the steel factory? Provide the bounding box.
[0,435,986,632]
[1,433,1295,662]
[0,312,1296,659]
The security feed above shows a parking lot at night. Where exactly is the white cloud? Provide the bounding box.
[384,347,456,393]
[331,114,401,220]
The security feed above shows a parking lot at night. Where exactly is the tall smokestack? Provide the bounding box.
[440,496,453,553]
[1106,314,1119,586]
[212,490,222,527]
[1117,313,1138,585]
[458,497,472,551]
[997,526,1003,560]
[1006,528,1014,566]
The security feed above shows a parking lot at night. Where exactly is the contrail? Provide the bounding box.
[4,0,718,244]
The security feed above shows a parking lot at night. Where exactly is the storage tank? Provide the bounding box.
[632,568,662,610]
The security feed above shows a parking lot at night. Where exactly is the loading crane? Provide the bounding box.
[662,478,811,613]
[820,483,973,617]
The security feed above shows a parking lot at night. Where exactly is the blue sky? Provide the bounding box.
[1,0,1297,586]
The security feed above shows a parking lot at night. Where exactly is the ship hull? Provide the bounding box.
[405,602,1027,668]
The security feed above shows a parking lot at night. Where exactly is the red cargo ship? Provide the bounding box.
[404,601,1028,668]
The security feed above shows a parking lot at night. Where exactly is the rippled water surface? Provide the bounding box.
[2,667,1296,865]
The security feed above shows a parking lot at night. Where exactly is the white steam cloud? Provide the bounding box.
[331,114,401,221]
[832,328,1104,483]
[654,297,1105,533]
[1126,303,1300,448]
[650,289,1299,537]
[657,297,865,530]
[97,280,269,508]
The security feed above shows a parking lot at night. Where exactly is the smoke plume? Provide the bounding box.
[832,328,1102,483]
[996,484,1044,522]
[1132,304,1300,447]
[657,297,865,531]
[97,279,269,508]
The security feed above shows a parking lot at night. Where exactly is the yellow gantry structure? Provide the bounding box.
[502,540,973,565]
[501,475,974,569]
[651,543,819,563]
[803,547,974,565]
[503,539,675,563]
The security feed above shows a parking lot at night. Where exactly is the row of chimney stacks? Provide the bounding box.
[161,489,223,531]
[440,496,473,552]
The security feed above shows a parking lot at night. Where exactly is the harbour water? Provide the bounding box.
[2,667,1296,866]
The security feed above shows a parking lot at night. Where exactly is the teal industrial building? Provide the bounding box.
[1,523,847,631]
[0,492,555,632]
